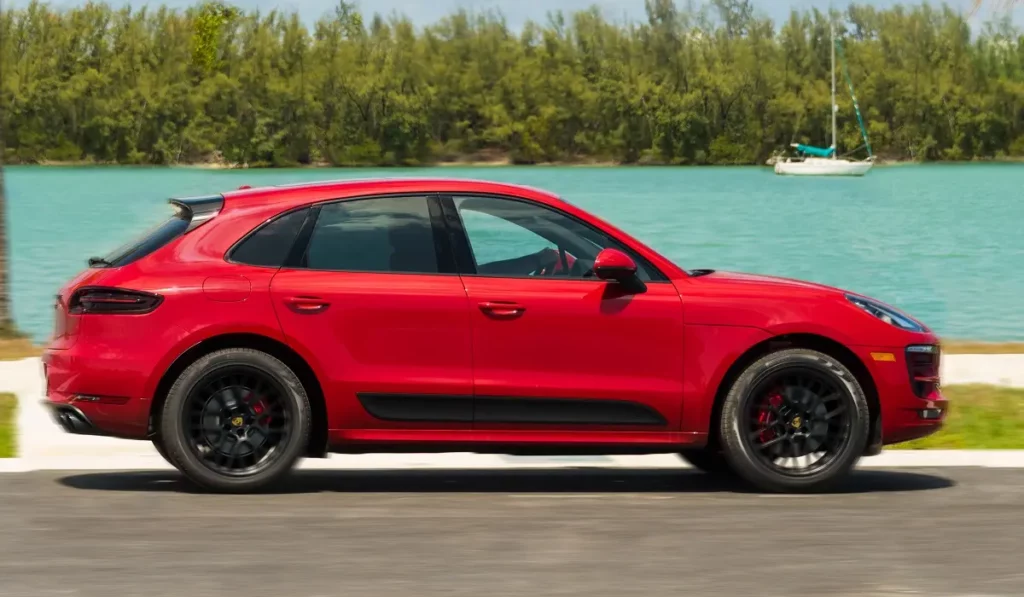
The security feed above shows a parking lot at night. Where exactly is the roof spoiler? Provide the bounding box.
[169,195,224,232]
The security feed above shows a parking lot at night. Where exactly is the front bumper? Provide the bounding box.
[853,345,949,446]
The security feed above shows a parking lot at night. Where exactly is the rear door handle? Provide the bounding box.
[478,301,526,319]
[284,296,330,314]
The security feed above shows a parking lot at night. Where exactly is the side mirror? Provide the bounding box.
[594,248,645,294]
[594,248,637,282]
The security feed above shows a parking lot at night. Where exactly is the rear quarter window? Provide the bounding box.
[229,208,310,267]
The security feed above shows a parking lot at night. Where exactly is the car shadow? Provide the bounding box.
[57,468,955,495]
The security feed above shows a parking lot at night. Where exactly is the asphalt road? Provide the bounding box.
[1,467,1023,597]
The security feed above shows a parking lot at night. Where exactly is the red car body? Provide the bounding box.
[43,178,946,467]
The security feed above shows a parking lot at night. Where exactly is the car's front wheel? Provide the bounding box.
[719,348,869,493]
[160,348,311,493]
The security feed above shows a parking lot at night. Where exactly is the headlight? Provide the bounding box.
[845,294,925,332]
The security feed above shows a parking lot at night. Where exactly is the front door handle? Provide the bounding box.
[478,301,526,319]
[284,296,330,314]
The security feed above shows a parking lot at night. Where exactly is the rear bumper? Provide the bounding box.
[42,347,152,439]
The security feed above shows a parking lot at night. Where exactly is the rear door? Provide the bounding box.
[270,195,474,432]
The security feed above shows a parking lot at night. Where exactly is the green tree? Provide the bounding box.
[0,109,15,338]
[0,1,1021,166]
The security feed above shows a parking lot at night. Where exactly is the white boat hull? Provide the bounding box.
[774,157,873,176]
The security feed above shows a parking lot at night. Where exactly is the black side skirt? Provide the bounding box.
[357,394,666,426]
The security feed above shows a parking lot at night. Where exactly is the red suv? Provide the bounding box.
[43,178,946,493]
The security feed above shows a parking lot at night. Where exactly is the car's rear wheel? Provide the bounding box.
[719,348,869,493]
[160,348,311,493]
[677,448,734,476]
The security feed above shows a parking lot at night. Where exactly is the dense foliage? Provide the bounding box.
[1,0,1022,166]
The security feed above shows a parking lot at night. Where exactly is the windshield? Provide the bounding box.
[96,207,191,267]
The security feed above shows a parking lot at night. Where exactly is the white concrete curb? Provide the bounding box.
[3,449,1024,473]
[4,354,1024,472]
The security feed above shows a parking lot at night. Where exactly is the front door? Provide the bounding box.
[444,195,686,431]
[270,195,473,432]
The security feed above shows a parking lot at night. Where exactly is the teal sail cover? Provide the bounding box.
[793,144,835,158]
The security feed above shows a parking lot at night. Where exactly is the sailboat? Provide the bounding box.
[775,23,874,176]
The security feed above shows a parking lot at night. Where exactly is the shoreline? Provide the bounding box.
[13,156,1024,169]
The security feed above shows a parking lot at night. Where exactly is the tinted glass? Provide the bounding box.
[454,196,660,281]
[230,208,309,267]
[100,209,190,267]
[305,197,439,274]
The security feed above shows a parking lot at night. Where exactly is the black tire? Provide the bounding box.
[152,433,172,464]
[160,348,311,493]
[719,348,869,493]
[677,448,734,476]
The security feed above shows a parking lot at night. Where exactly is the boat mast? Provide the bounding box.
[831,20,837,160]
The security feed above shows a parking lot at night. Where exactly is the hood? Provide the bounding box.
[693,270,846,296]
[683,269,936,343]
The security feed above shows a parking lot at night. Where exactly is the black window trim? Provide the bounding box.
[437,193,670,283]
[275,193,459,276]
[225,206,315,269]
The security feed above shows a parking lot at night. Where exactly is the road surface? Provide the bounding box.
[1,467,1022,596]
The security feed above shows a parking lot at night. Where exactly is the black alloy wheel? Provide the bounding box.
[182,366,292,476]
[741,367,852,477]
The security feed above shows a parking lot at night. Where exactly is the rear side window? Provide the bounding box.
[99,209,190,267]
[230,208,309,267]
[304,197,439,274]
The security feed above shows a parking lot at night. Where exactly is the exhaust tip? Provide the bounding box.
[48,404,97,435]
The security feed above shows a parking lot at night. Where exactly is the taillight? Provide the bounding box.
[68,288,163,315]
[906,344,940,398]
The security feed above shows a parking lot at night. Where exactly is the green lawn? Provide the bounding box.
[896,385,1024,449]
[0,393,15,458]
[0,339,42,361]
[941,341,1024,354]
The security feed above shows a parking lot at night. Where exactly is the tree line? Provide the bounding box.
[1,0,1022,167]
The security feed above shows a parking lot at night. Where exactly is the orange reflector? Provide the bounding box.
[871,352,896,362]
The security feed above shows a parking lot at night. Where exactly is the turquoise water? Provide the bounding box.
[6,164,1024,342]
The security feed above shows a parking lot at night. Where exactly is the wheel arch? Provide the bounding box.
[706,333,880,452]
[149,333,329,458]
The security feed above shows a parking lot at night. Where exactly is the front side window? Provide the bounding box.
[453,196,659,281]
[304,196,439,274]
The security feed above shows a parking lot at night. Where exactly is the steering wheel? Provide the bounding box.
[572,258,594,278]
[531,247,561,276]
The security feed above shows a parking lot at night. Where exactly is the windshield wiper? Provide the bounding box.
[88,256,113,267]
[687,269,716,277]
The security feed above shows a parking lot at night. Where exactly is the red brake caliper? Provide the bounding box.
[758,392,783,443]
[244,390,270,426]
[252,399,269,425]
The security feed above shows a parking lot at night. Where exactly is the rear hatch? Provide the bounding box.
[49,195,223,349]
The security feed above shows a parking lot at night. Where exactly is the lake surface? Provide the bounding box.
[6,164,1024,342]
